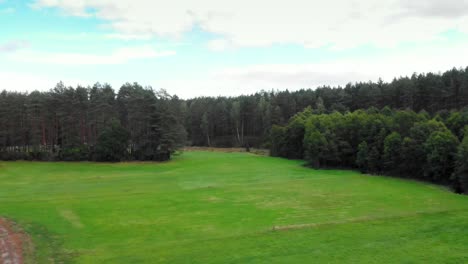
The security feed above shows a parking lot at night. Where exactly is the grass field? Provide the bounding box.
[1,151,468,263]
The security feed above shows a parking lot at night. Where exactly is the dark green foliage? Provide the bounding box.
[367,146,381,173]
[283,115,307,159]
[29,150,54,161]
[303,126,327,168]
[183,67,468,148]
[59,145,90,161]
[94,120,130,162]
[356,141,369,173]
[1,65,468,169]
[423,131,459,182]
[446,111,468,139]
[0,82,186,162]
[455,127,468,193]
[269,125,286,157]
[383,132,402,173]
[400,137,423,177]
[273,107,468,193]
[0,151,31,161]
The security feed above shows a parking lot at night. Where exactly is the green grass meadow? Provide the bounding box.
[1,151,468,263]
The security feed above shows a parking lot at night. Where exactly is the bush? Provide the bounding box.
[59,145,90,161]
[29,150,55,161]
[0,151,30,161]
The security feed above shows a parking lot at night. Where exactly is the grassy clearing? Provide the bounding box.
[1,151,468,263]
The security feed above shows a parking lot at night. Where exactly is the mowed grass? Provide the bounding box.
[1,151,468,263]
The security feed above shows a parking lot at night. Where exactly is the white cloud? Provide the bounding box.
[105,33,153,40]
[4,42,468,98]
[32,0,468,49]
[207,38,231,51]
[157,43,468,98]
[0,71,91,92]
[8,0,468,98]
[399,0,468,18]
[31,0,92,17]
[8,45,175,65]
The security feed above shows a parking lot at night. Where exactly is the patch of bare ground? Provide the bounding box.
[0,218,31,264]
[183,147,269,155]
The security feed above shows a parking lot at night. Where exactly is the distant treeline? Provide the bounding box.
[0,82,186,161]
[0,66,468,164]
[271,107,468,193]
[185,67,468,147]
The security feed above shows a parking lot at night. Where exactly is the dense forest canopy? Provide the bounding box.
[184,66,468,147]
[271,107,468,193]
[0,82,186,161]
[0,66,468,171]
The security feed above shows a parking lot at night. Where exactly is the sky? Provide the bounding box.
[1,0,468,98]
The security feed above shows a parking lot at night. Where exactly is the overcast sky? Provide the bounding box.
[2,0,468,98]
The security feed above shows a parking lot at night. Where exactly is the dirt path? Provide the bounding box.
[0,218,26,264]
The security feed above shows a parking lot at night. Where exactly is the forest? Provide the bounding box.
[0,66,468,191]
[270,107,468,194]
[0,82,186,162]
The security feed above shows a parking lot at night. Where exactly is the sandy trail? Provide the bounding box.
[0,218,25,264]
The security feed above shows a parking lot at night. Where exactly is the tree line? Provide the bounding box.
[0,66,468,165]
[270,106,468,193]
[0,82,186,161]
[184,67,468,147]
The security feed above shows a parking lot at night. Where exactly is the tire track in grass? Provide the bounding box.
[0,218,27,264]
